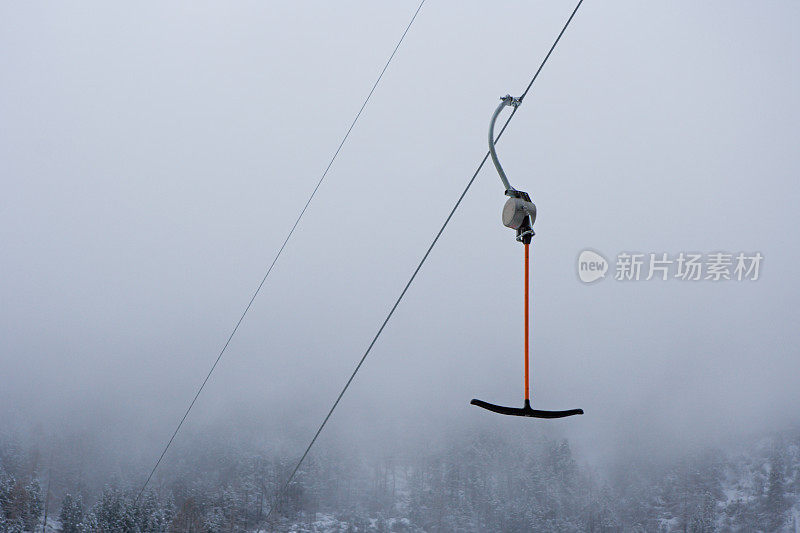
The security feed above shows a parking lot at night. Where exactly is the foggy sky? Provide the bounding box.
[1,1,798,471]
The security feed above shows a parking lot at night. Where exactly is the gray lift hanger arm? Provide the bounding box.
[489,95,523,196]
[489,95,537,243]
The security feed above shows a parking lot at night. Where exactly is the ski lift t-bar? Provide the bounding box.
[490,95,537,245]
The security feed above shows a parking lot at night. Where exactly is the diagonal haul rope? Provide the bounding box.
[265,0,585,521]
[135,0,427,503]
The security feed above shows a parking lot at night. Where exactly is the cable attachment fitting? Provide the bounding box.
[501,94,522,108]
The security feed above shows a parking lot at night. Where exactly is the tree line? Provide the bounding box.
[1,429,798,532]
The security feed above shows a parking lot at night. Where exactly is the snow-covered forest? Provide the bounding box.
[2,427,799,532]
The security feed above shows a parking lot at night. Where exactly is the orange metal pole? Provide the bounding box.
[524,242,530,401]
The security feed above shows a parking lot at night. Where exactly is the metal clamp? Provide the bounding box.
[501,94,522,108]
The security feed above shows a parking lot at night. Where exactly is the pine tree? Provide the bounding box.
[92,486,134,532]
[59,493,85,533]
[764,451,788,531]
[688,491,716,533]
[23,479,43,531]
[132,490,173,533]
[0,474,43,532]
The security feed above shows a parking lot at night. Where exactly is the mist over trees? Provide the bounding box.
[1,426,799,532]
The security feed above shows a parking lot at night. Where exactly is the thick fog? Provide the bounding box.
[1,0,798,491]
